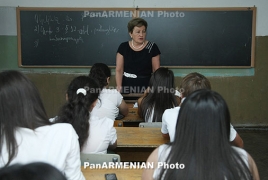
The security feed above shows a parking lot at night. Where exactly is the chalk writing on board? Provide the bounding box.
[34,25,53,35]
[34,39,39,47]
[49,36,83,44]
[35,14,61,25]
[94,24,119,35]
[65,15,73,21]
[32,13,121,46]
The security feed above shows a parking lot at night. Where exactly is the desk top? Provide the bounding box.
[126,103,135,108]
[115,127,169,148]
[122,108,143,122]
[82,167,142,180]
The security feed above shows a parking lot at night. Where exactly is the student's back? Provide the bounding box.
[89,63,128,120]
[81,115,116,154]
[0,124,80,178]
[0,70,84,180]
[91,88,125,119]
[162,72,244,148]
[143,90,259,180]
[162,72,210,140]
[56,75,117,153]
[138,67,179,122]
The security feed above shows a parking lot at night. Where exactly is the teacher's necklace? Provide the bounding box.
[132,40,144,49]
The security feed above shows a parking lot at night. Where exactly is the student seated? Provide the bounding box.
[138,67,179,122]
[0,70,84,180]
[142,89,259,180]
[161,72,244,148]
[0,162,67,180]
[89,63,128,120]
[56,76,117,154]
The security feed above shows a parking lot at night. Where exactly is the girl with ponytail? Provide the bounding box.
[57,76,117,153]
[57,76,99,149]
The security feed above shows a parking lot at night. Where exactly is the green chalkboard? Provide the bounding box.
[17,7,256,67]
[17,8,133,66]
[143,8,255,67]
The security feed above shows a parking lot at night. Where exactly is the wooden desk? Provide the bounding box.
[127,103,135,108]
[82,167,142,180]
[122,108,141,121]
[114,120,124,127]
[115,127,169,161]
[114,108,143,127]
[116,127,168,148]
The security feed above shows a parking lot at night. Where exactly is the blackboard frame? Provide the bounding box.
[16,7,256,68]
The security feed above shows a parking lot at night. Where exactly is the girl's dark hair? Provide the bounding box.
[159,89,252,180]
[127,17,148,33]
[140,67,178,122]
[0,162,67,180]
[89,63,111,89]
[0,70,50,166]
[56,76,100,149]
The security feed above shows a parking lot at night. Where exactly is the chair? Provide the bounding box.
[139,122,162,128]
[80,153,121,165]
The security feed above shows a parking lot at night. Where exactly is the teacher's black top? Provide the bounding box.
[117,41,161,93]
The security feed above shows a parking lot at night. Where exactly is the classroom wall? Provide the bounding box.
[0,0,268,126]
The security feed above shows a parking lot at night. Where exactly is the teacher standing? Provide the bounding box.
[116,18,161,94]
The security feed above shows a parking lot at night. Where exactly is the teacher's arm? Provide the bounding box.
[152,55,160,72]
[116,53,124,92]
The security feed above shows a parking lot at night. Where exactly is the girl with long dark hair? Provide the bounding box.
[0,70,84,180]
[142,89,259,180]
[56,76,100,149]
[138,67,179,122]
[56,76,117,153]
[89,63,128,120]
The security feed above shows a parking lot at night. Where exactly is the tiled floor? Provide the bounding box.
[238,129,268,180]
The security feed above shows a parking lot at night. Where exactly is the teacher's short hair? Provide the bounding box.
[128,18,148,33]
